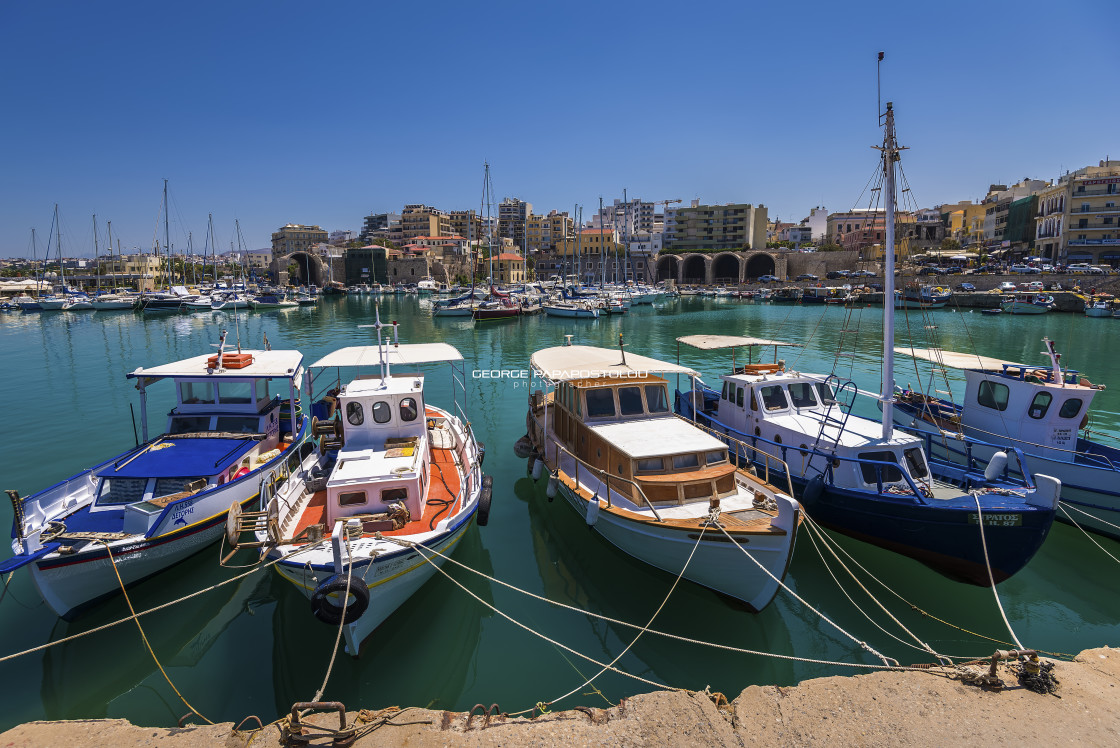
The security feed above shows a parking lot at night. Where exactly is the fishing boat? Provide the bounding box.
[542,300,599,319]
[1000,292,1054,315]
[1,333,310,618]
[520,341,800,611]
[895,283,951,309]
[91,293,136,311]
[894,338,1120,540]
[62,294,94,311]
[249,293,298,310]
[674,102,1060,586]
[251,318,487,655]
[771,287,803,304]
[1084,298,1113,317]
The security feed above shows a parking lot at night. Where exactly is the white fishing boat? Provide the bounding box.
[1000,292,1054,315]
[1085,298,1113,317]
[248,293,298,309]
[542,300,599,319]
[62,295,94,311]
[521,342,800,611]
[894,338,1120,540]
[1,333,310,618]
[252,319,486,655]
[91,294,136,311]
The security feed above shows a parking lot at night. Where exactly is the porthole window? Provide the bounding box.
[1028,392,1053,420]
[799,444,809,456]
[372,401,392,423]
[339,490,366,506]
[346,402,364,426]
[774,434,782,445]
[399,397,418,422]
[1059,398,1084,419]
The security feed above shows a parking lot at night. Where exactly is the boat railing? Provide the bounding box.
[540,433,665,522]
[681,418,797,498]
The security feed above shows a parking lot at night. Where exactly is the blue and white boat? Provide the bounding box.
[894,338,1120,541]
[2,334,310,618]
[674,103,1060,586]
[256,320,486,655]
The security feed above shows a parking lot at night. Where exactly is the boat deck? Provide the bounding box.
[292,444,463,539]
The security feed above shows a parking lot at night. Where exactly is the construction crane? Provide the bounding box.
[654,199,682,210]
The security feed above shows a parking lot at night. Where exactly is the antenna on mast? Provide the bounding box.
[877,51,885,122]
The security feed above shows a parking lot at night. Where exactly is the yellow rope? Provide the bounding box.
[99,541,215,725]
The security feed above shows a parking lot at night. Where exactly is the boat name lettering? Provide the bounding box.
[967,513,1022,526]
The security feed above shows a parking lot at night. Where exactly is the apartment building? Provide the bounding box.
[662,201,768,252]
[1035,160,1120,266]
[449,210,484,244]
[361,212,401,241]
[594,198,656,237]
[270,224,328,262]
[498,198,532,248]
[525,210,574,252]
[400,204,451,244]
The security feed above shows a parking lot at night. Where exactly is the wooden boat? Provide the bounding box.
[1,335,310,618]
[522,343,800,611]
[253,323,486,655]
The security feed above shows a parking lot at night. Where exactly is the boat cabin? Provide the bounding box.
[324,374,430,525]
[548,375,738,506]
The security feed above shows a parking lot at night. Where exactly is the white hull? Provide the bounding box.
[543,304,599,319]
[91,299,135,310]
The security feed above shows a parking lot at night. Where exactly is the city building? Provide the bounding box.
[361,212,401,240]
[345,244,389,285]
[329,230,355,246]
[981,179,1048,249]
[400,204,451,244]
[498,197,532,248]
[804,206,828,242]
[449,210,484,244]
[594,198,656,237]
[1035,160,1120,266]
[525,210,574,252]
[270,224,328,262]
[828,209,917,257]
[662,201,768,252]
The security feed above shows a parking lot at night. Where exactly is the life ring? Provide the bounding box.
[310,574,369,625]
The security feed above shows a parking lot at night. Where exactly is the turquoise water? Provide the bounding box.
[1,297,1118,729]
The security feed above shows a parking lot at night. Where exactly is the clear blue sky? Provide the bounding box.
[1,1,1116,258]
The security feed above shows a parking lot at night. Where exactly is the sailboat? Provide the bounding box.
[92,220,137,310]
[473,163,520,322]
[676,100,1060,585]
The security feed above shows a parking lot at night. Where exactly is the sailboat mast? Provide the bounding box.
[881,101,898,441]
[106,220,113,291]
[31,228,39,297]
[55,204,64,293]
[599,196,605,289]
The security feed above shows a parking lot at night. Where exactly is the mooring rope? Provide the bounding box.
[970,492,1024,650]
[312,535,353,703]
[1059,499,1120,533]
[1058,502,1120,565]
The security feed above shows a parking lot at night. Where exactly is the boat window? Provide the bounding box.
[636,457,664,472]
[216,381,252,404]
[672,453,700,469]
[760,386,789,411]
[1058,398,1084,419]
[154,477,205,500]
[618,386,644,416]
[400,398,418,422]
[97,477,147,505]
[585,389,616,418]
[258,379,271,402]
[817,382,835,404]
[1028,392,1053,420]
[346,402,364,426]
[381,487,409,504]
[751,389,759,411]
[170,416,211,434]
[215,416,260,434]
[977,381,1010,411]
[645,385,669,413]
[705,450,726,465]
[372,401,392,424]
[683,483,713,500]
[736,386,745,408]
[903,448,929,479]
[180,381,215,405]
[721,381,729,401]
[788,382,818,408]
[857,451,903,484]
[338,490,366,507]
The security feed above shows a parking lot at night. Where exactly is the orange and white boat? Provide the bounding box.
[521,341,800,611]
[256,320,486,656]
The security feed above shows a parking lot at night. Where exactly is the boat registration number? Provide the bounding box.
[967,513,1022,526]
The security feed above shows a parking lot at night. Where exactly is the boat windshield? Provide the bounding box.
[903,448,929,480]
[857,451,903,484]
[97,477,147,505]
[788,382,818,408]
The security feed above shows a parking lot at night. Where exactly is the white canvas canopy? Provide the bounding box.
[677,335,798,350]
[127,349,304,381]
[895,347,1026,372]
[310,344,463,370]
[531,345,697,382]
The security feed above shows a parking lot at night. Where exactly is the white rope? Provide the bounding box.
[1058,503,1120,564]
[1059,499,1120,533]
[312,534,352,703]
[970,492,1024,650]
[0,540,327,665]
[384,536,919,672]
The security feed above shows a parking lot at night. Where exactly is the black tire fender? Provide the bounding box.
[310,574,369,625]
[477,474,494,527]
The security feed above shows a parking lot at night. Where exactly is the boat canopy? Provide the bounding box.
[310,343,463,370]
[127,350,304,381]
[894,347,1028,372]
[677,335,799,350]
[531,345,697,382]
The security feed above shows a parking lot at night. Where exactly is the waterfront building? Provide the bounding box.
[401,205,451,245]
[271,224,328,263]
[981,180,1048,250]
[345,244,389,285]
[525,210,573,252]
[1035,160,1120,266]
[449,210,484,245]
[662,200,768,252]
[594,198,656,236]
[804,206,828,242]
[329,230,355,245]
[498,197,532,248]
[361,212,401,239]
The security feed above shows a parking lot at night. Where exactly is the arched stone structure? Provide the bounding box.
[744,253,777,279]
[655,255,680,282]
[711,253,742,283]
[681,254,708,284]
[273,251,326,287]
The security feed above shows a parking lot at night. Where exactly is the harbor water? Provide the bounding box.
[1,296,1118,730]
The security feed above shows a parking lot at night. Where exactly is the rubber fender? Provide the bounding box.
[310,574,369,625]
[802,474,825,505]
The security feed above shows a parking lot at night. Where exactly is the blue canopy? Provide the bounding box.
[99,438,257,479]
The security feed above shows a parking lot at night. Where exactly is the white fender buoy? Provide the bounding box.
[984,451,1009,482]
[586,497,600,526]
[546,474,558,498]
[531,457,544,481]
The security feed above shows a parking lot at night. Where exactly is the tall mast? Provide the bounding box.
[598,196,605,289]
[31,228,39,297]
[879,101,900,441]
[188,231,194,285]
[106,220,113,290]
[55,204,64,292]
[93,214,100,293]
[163,179,170,287]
